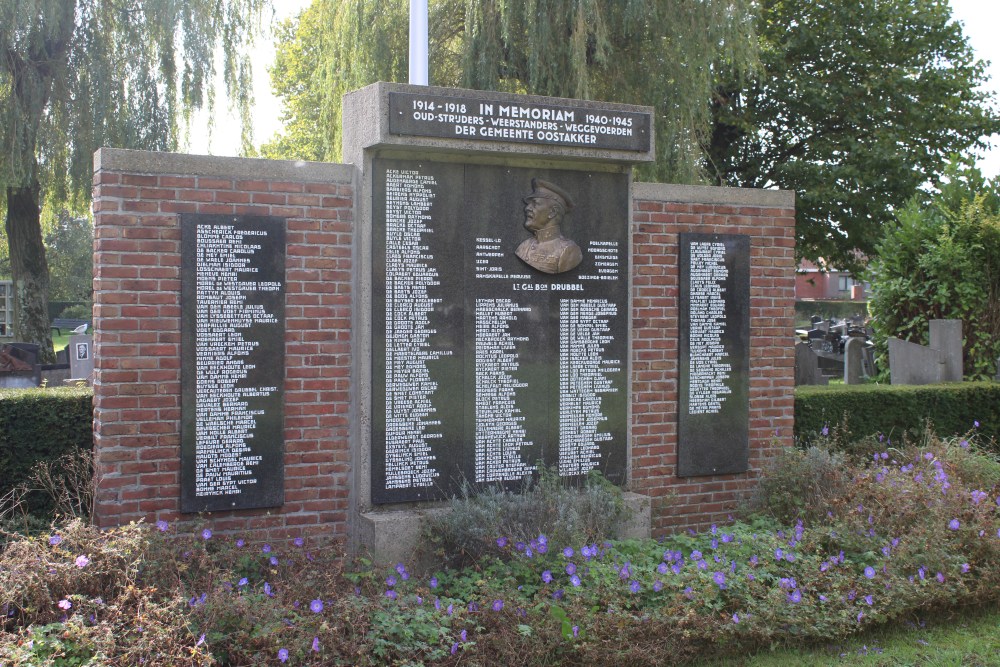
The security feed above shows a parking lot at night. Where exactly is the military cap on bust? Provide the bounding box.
[525,178,574,211]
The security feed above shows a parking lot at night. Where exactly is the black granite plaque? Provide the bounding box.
[181,214,285,512]
[388,92,652,153]
[678,233,750,477]
[372,160,629,504]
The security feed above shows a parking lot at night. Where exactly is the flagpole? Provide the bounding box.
[409,0,429,85]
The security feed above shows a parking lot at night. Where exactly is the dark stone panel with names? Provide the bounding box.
[388,92,652,153]
[678,233,750,477]
[372,159,628,504]
[181,214,285,513]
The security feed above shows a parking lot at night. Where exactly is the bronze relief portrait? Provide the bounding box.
[515,178,582,274]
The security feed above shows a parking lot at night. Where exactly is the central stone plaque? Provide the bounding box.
[372,159,629,503]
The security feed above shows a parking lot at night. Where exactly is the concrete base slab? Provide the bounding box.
[358,492,653,567]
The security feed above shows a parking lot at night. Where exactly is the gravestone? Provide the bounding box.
[930,319,962,382]
[843,337,864,384]
[889,319,963,385]
[794,342,829,386]
[68,334,95,383]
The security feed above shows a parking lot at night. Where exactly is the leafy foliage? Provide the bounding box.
[867,158,1000,379]
[708,0,1000,271]
[420,467,631,567]
[794,382,1000,449]
[261,0,759,184]
[1,0,268,352]
[0,387,93,516]
[5,433,1000,664]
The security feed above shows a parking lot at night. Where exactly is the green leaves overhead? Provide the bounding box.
[0,0,269,207]
[709,0,1000,271]
[261,0,759,183]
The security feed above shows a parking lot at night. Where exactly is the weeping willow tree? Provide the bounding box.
[261,0,759,183]
[1,0,268,360]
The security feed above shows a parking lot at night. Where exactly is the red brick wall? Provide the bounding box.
[92,149,354,540]
[630,183,796,535]
[92,152,794,542]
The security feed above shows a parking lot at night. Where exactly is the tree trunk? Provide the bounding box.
[4,180,55,363]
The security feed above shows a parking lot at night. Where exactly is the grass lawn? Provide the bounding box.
[52,332,70,352]
[697,603,1000,666]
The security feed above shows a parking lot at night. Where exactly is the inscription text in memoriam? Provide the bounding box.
[678,233,750,477]
[372,160,629,503]
[181,214,285,513]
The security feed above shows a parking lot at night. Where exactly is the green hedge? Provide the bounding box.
[795,381,1000,447]
[0,387,93,511]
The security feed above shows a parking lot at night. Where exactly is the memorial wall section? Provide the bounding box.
[92,149,355,537]
[91,85,795,545]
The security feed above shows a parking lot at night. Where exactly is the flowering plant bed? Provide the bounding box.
[2,433,999,665]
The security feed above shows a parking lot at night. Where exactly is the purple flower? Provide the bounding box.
[864,595,873,605]
[961,563,971,573]
[542,570,553,583]
[732,613,740,624]
[713,572,727,589]
[774,548,783,560]
[156,520,168,532]
[238,578,248,587]
[974,420,980,428]
[429,577,438,589]
[201,529,212,540]
[496,536,508,548]
[49,535,62,546]
[566,563,577,576]
[788,590,801,603]
[629,580,640,593]
[948,519,960,531]
[447,603,453,615]
[537,534,547,545]
[657,562,669,574]
[278,648,288,663]
[385,575,397,587]
[294,537,304,547]
[451,643,458,655]
[312,636,320,652]
[310,599,323,613]
[58,599,72,610]
[236,538,245,548]
[196,633,205,646]
[492,599,503,611]
[570,574,582,587]
[572,625,579,638]
[262,544,271,553]
[269,556,278,566]
[936,572,945,583]
[821,424,829,436]
[75,555,90,568]
[395,562,407,575]
[385,590,397,600]
[864,566,876,579]
[563,547,574,558]
[653,580,663,592]
[857,612,864,623]
[460,629,467,642]
[264,582,273,596]
[690,550,702,561]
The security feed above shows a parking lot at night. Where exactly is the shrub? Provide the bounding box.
[3,431,1000,665]
[420,468,631,568]
[867,158,1000,380]
[0,387,93,516]
[795,381,999,449]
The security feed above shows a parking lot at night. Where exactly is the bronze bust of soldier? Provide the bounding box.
[515,178,583,274]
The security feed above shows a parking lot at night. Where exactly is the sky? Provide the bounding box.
[187,0,1000,179]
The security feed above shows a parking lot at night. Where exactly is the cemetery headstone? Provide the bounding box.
[794,342,829,386]
[68,334,94,383]
[843,337,864,384]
